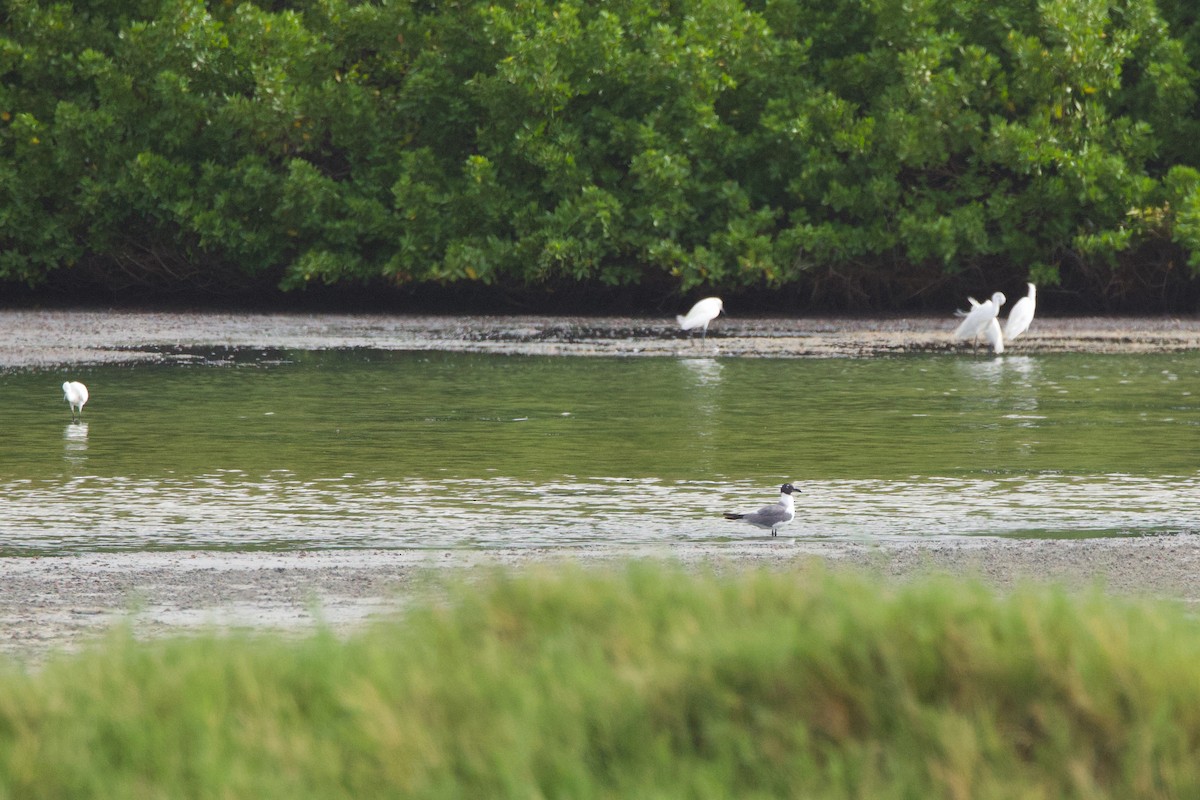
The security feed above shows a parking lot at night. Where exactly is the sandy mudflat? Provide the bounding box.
[3,308,1200,662]
[7,535,1200,664]
[3,308,1200,366]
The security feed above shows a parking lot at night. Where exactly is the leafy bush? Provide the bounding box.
[2,0,1199,306]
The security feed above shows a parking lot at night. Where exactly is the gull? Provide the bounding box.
[676,297,724,341]
[1004,282,1037,341]
[954,291,1006,354]
[63,381,88,423]
[723,483,801,536]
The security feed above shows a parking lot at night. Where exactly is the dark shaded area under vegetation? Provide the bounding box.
[5,273,1196,317]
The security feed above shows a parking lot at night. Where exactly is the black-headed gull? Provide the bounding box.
[723,483,801,536]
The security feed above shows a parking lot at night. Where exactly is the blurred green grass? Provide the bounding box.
[0,563,1197,798]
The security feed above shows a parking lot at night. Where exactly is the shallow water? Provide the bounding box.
[2,350,1198,552]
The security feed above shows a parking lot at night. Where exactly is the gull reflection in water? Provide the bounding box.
[63,422,89,465]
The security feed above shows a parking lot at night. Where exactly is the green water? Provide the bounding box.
[2,350,1198,551]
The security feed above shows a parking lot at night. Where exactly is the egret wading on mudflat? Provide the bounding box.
[954,291,1006,354]
[676,297,724,341]
[723,483,801,537]
[63,381,88,423]
[1004,282,1037,342]
[983,317,1005,355]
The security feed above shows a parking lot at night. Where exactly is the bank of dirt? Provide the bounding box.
[3,309,1199,663]
[4,309,1200,366]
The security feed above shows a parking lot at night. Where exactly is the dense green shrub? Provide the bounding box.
[2,0,1200,307]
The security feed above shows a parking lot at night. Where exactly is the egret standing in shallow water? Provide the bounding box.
[63,381,88,423]
[954,291,1006,354]
[1004,282,1037,342]
[676,297,724,341]
[723,483,801,537]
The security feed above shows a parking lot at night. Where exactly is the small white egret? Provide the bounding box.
[723,483,800,537]
[63,381,88,423]
[983,317,1004,355]
[1004,282,1037,341]
[954,291,1006,354]
[676,297,724,341]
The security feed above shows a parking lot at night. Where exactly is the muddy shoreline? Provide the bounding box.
[4,309,1200,367]
[8,535,1200,664]
[4,309,1200,663]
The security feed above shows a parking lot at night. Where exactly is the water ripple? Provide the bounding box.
[3,472,1197,553]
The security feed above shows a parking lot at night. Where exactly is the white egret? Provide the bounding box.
[723,483,800,537]
[63,381,88,423]
[983,317,1005,355]
[1004,282,1037,341]
[954,291,1006,354]
[676,297,724,341]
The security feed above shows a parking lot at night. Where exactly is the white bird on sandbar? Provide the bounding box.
[723,483,801,537]
[676,297,724,341]
[1003,282,1037,342]
[63,380,88,423]
[983,317,1005,355]
[954,291,1006,354]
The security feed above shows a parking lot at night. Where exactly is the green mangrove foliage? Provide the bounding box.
[5,566,1200,796]
[3,0,1200,305]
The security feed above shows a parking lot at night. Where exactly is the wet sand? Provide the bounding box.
[4,308,1200,366]
[4,309,1200,662]
[8,535,1200,664]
